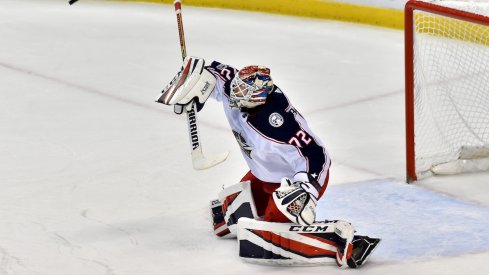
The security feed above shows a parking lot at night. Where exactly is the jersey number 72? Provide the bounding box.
[288,130,312,148]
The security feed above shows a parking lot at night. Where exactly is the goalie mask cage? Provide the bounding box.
[405,0,489,182]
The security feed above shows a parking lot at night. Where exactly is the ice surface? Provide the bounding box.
[319,179,489,262]
[0,0,488,274]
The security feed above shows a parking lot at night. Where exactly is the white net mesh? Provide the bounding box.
[412,0,489,176]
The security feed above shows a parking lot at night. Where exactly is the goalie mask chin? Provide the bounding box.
[230,65,274,109]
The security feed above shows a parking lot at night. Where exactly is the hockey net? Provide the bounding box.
[405,0,489,181]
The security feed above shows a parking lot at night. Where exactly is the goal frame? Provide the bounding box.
[405,0,489,182]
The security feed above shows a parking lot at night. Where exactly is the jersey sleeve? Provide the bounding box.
[205,61,237,102]
[246,89,330,192]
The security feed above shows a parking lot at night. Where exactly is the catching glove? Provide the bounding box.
[272,173,319,226]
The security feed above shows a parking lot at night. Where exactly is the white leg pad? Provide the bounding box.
[237,218,355,267]
[217,181,259,238]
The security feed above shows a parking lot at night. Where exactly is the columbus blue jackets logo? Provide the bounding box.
[233,130,252,159]
[269,112,284,127]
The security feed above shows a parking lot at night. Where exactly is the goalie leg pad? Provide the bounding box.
[237,218,355,267]
[212,181,258,238]
[210,199,231,238]
[333,220,355,268]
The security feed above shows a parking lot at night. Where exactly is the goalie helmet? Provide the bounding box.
[230,65,274,109]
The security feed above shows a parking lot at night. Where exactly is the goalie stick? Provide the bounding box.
[157,0,229,170]
[70,0,228,169]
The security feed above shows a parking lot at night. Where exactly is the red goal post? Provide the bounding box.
[405,0,489,182]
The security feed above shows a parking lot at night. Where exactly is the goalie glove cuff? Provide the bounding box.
[293,172,319,199]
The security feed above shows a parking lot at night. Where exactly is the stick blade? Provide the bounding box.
[192,151,229,170]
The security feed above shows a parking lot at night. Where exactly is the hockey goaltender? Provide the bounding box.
[158,56,380,268]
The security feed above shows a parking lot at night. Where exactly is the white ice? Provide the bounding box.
[1,0,488,274]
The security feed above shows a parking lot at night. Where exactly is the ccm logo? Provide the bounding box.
[289,225,329,232]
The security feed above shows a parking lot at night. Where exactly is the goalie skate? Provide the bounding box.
[346,235,381,268]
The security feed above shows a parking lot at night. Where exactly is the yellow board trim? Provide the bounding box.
[415,12,489,46]
[112,0,405,29]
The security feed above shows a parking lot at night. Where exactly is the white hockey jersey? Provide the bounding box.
[206,61,331,192]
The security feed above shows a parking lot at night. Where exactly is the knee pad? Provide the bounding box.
[211,181,259,238]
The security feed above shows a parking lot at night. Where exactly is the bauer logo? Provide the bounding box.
[289,225,329,232]
[201,81,211,94]
[269,112,284,127]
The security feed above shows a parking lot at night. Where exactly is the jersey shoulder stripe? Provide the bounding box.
[205,61,237,97]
